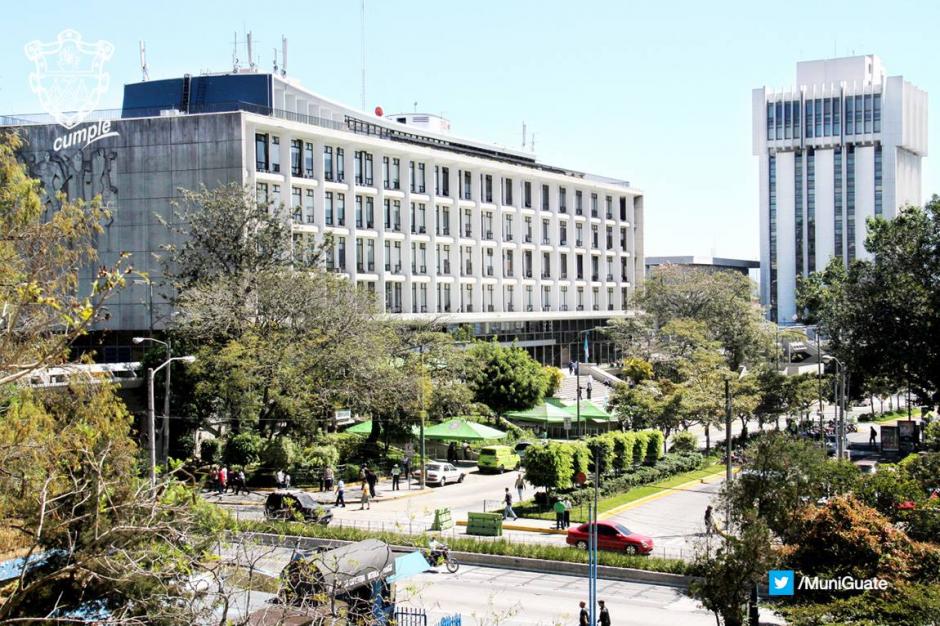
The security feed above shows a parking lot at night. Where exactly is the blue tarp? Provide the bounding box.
[389,550,431,583]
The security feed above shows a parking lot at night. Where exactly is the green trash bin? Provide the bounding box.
[431,507,453,531]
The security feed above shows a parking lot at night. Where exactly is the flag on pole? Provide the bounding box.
[584,335,589,362]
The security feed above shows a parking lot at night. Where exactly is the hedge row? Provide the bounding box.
[523,429,665,491]
[565,451,706,506]
[237,519,689,575]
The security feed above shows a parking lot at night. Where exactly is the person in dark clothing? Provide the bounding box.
[402,455,412,487]
[447,442,457,464]
[704,505,714,535]
[586,379,593,400]
[869,426,878,446]
[365,468,378,498]
[578,601,589,626]
[598,600,611,626]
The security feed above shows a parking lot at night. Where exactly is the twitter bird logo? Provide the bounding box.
[768,570,795,596]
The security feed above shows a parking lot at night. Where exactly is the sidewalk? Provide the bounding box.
[202,477,432,508]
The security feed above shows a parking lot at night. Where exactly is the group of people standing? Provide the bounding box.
[579,600,611,626]
[553,497,573,529]
[208,466,248,495]
[446,442,470,464]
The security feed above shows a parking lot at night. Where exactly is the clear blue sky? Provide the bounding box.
[2,0,937,260]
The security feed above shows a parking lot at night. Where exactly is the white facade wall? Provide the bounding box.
[753,55,927,323]
[242,113,642,321]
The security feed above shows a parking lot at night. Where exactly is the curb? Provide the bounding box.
[205,486,434,508]
[230,531,694,589]
[454,519,567,535]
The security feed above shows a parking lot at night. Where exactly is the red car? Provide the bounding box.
[566,521,654,555]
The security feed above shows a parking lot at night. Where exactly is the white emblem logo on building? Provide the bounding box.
[25,29,115,130]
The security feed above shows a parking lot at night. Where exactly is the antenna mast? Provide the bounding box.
[281,36,288,77]
[360,0,366,110]
[247,31,255,71]
[139,41,149,82]
[232,31,239,71]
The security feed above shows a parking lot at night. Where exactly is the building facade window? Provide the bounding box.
[255,133,268,171]
[768,154,777,322]
[805,100,814,138]
[324,146,333,181]
[559,187,567,212]
[873,94,882,132]
[846,145,856,262]
[874,144,883,216]
[807,149,816,271]
[335,147,344,182]
[832,96,841,136]
[304,142,314,177]
[795,150,803,278]
[834,147,843,261]
[846,96,854,135]
[542,184,550,211]
[270,136,280,173]
[290,139,302,176]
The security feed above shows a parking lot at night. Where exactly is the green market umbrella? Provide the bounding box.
[345,420,420,437]
[503,400,572,425]
[423,418,506,441]
[564,400,616,423]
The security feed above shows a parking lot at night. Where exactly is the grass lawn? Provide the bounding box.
[868,408,922,424]
[516,461,725,524]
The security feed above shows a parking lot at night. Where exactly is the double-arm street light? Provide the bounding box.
[822,355,848,459]
[134,336,174,469]
[142,350,196,488]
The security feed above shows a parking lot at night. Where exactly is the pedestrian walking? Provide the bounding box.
[563,498,571,529]
[553,498,565,530]
[323,466,334,492]
[391,464,401,490]
[276,469,285,489]
[335,479,346,507]
[462,442,471,460]
[869,426,878,447]
[704,505,714,535]
[233,470,248,495]
[218,466,228,494]
[447,442,457,465]
[514,474,525,503]
[598,600,610,626]
[402,455,412,488]
[366,467,378,498]
[578,601,589,626]
[208,467,218,493]
[586,379,593,400]
[360,483,371,510]
[503,487,518,521]
[284,472,291,489]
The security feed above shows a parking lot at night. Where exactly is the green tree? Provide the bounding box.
[689,514,777,626]
[797,199,940,406]
[468,339,549,417]
[0,131,129,385]
[523,442,575,491]
[621,357,654,383]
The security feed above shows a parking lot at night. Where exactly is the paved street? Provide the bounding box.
[604,478,722,561]
[398,565,713,626]
[217,544,715,626]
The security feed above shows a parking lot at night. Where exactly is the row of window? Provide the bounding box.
[382,281,630,315]
[315,234,631,282]
[259,184,633,252]
[254,132,632,217]
[766,94,882,141]
[768,154,777,323]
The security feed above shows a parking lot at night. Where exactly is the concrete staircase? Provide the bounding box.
[554,367,615,406]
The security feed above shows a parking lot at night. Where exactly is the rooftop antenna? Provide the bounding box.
[272,47,278,74]
[281,35,288,77]
[413,101,418,112]
[232,32,239,71]
[522,121,527,149]
[530,132,536,153]
[139,41,149,82]
[247,31,255,71]
[360,0,366,110]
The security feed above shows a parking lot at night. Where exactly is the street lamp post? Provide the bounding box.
[587,441,601,626]
[576,329,592,438]
[145,354,196,488]
[823,355,847,460]
[134,337,172,467]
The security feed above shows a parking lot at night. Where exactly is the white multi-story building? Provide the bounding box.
[7,69,644,365]
[753,55,927,322]
[245,75,643,322]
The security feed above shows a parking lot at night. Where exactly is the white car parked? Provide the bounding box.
[413,462,464,487]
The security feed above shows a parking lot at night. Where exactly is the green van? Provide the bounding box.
[477,445,522,473]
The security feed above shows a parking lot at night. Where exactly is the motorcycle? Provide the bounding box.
[424,541,459,573]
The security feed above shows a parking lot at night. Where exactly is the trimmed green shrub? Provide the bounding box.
[261,436,298,469]
[632,431,650,465]
[570,441,590,479]
[670,431,698,453]
[524,442,576,490]
[200,438,222,464]
[223,432,263,466]
[296,444,340,473]
[587,435,615,476]
[609,432,635,472]
[646,431,665,462]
